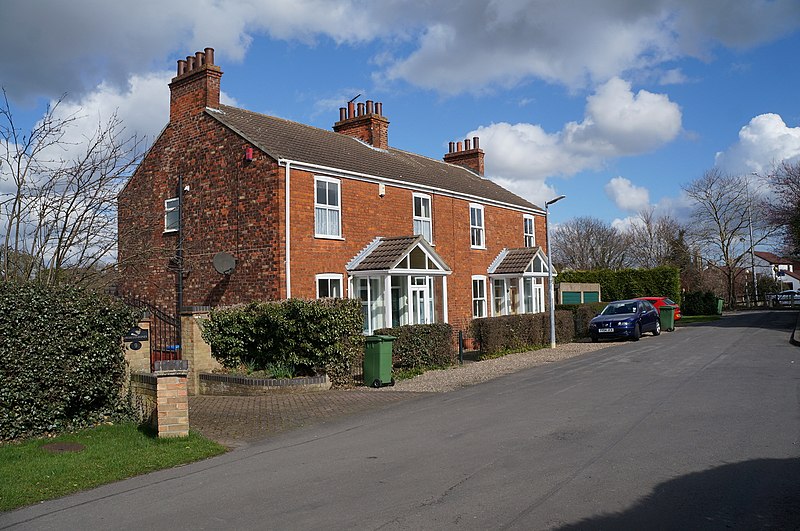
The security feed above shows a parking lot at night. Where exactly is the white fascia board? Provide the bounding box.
[277,158,544,215]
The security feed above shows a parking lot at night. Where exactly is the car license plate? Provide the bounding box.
[599,328,613,333]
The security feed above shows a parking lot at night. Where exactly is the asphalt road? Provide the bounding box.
[3,311,799,530]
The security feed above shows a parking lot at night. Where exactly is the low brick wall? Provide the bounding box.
[199,373,331,395]
[130,372,158,426]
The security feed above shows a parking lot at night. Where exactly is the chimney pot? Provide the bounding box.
[204,47,215,65]
[357,102,365,116]
[186,56,195,71]
[449,141,455,153]
[376,102,382,116]
[347,101,355,119]
[473,136,479,149]
[366,100,374,114]
[177,59,187,76]
[464,138,471,150]
[195,51,204,67]
[339,107,347,121]
[457,141,463,152]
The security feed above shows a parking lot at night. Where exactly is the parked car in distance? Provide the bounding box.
[637,296,681,321]
[772,289,800,306]
[588,299,661,343]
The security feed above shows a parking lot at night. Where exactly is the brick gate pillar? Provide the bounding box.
[154,360,190,438]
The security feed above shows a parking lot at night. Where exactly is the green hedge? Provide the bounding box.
[470,310,574,357]
[681,291,719,315]
[0,282,140,441]
[374,323,455,369]
[557,302,607,338]
[557,267,681,304]
[201,298,364,387]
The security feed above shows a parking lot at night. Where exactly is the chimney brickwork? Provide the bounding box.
[169,48,222,124]
[333,99,389,150]
[444,136,485,176]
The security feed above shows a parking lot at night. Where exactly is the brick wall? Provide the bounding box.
[118,117,283,310]
[285,169,545,329]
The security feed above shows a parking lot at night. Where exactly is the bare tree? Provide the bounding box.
[682,168,777,307]
[0,90,144,288]
[623,208,683,268]
[551,216,631,271]
[765,160,800,257]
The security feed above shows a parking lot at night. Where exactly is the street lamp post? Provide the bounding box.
[546,195,566,349]
[747,174,758,304]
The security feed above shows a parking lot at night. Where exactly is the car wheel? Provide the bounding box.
[631,323,641,341]
[653,320,661,336]
[591,335,599,343]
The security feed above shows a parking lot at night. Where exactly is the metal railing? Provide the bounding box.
[122,296,182,371]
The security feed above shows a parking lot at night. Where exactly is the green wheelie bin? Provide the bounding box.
[363,335,396,388]
[659,305,676,332]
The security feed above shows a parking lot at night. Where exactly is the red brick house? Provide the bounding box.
[118,48,552,334]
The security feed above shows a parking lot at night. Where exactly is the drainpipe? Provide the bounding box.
[284,160,292,299]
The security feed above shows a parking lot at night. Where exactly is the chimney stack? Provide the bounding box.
[168,47,222,123]
[333,98,390,150]
[443,136,485,176]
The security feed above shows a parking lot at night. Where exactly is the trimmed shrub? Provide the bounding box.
[471,310,574,357]
[201,298,364,387]
[682,291,718,316]
[374,323,455,370]
[557,267,681,304]
[0,282,140,441]
[557,302,606,338]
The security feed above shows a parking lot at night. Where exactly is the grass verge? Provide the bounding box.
[0,422,226,511]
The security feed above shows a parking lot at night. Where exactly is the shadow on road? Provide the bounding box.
[556,458,800,530]
[685,310,798,331]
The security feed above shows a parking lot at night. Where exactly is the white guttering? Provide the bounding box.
[283,160,292,298]
[279,159,544,215]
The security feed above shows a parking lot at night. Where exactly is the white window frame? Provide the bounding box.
[164,197,179,233]
[523,215,535,247]
[314,176,342,239]
[413,193,433,244]
[470,203,485,249]
[316,273,343,299]
[472,275,487,318]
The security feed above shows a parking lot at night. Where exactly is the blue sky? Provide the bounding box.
[2,1,800,227]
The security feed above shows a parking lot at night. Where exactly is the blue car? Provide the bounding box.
[588,299,661,342]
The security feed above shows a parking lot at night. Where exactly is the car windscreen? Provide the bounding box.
[601,303,635,315]
[664,298,676,305]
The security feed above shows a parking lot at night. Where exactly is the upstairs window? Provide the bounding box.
[524,215,535,247]
[413,193,433,243]
[315,176,341,238]
[470,204,485,249]
[164,197,179,232]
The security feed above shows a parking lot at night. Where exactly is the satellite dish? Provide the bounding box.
[213,252,236,275]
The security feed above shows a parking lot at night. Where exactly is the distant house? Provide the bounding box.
[754,251,800,291]
[117,48,553,334]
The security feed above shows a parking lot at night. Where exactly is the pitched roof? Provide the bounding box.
[207,105,541,212]
[755,251,785,264]
[488,246,550,275]
[347,235,450,273]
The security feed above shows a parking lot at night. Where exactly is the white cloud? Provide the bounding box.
[715,113,800,175]
[604,176,650,212]
[3,1,799,103]
[467,78,680,205]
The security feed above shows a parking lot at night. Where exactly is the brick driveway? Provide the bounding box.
[189,390,425,447]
